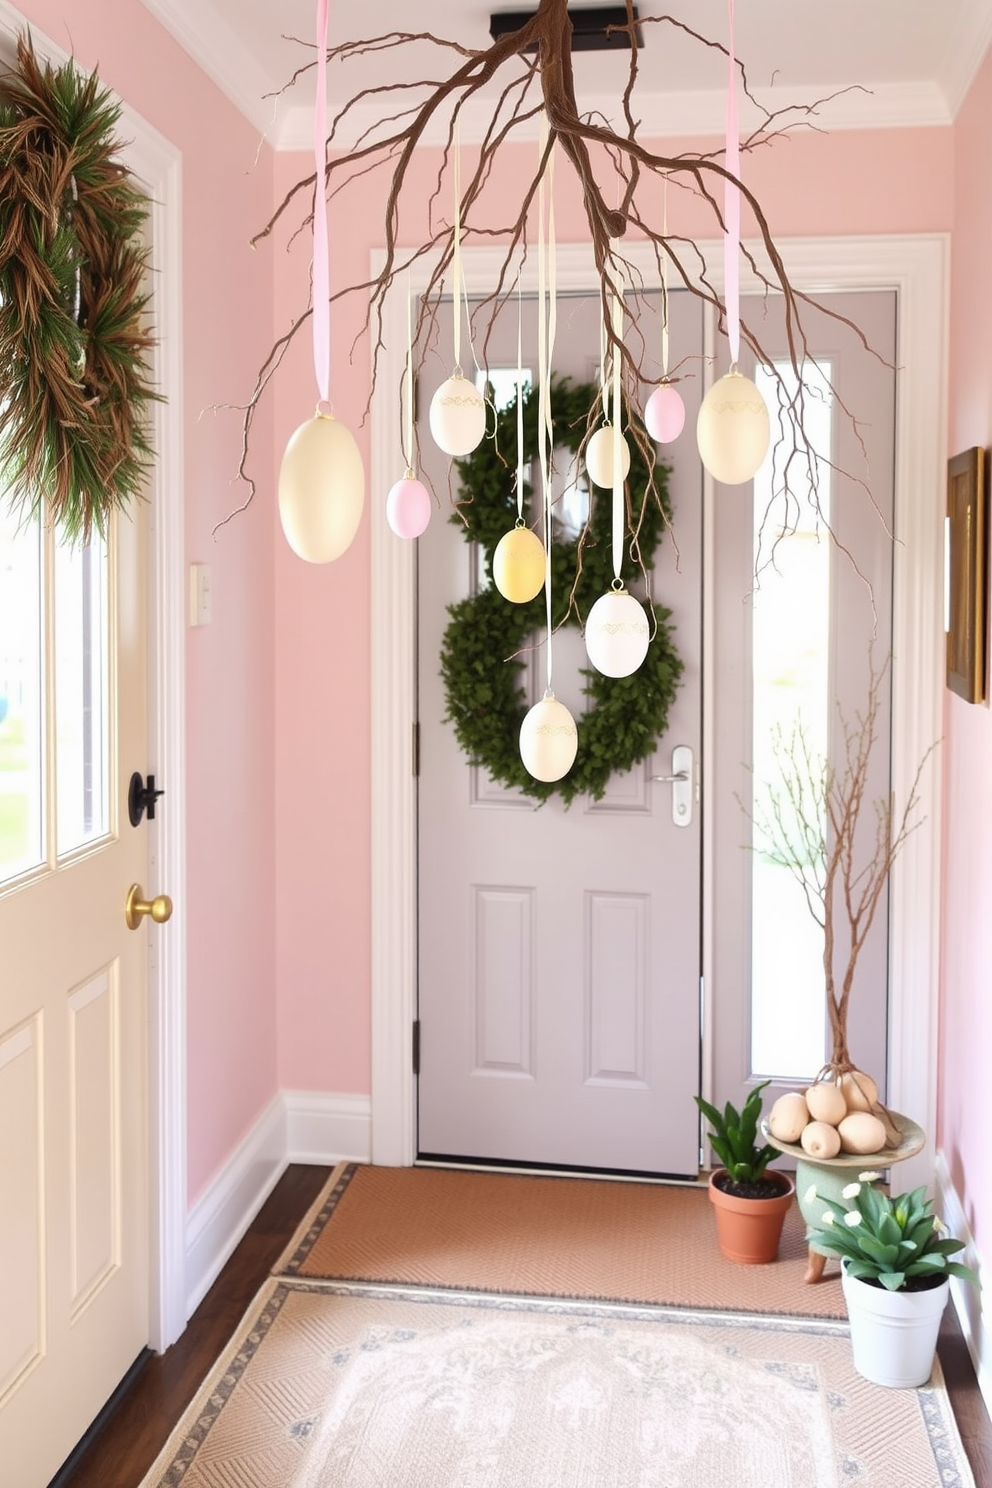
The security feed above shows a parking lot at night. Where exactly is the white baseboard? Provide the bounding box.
[935,1150,991,1415]
[284,1089,372,1164]
[185,1092,287,1316]
[184,1089,373,1317]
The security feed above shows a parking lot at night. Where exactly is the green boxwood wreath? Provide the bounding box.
[440,375,684,805]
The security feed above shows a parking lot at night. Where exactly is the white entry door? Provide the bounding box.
[0,501,157,1486]
[417,288,704,1176]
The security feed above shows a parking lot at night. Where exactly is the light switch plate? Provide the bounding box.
[189,563,212,626]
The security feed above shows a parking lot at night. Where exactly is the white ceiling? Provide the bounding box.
[141,0,992,150]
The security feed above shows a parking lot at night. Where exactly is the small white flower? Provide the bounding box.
[933,1216,947,1235]
[858,1171,882,1183]
[804,1184,818,1205]
[842,1182,862,1200]
[821,1211,835,1226]
[844,1211,863,1227]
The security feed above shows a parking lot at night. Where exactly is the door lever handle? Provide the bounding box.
[651,746,694,827]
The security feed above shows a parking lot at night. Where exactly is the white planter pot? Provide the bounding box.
[841,1261,949,1388]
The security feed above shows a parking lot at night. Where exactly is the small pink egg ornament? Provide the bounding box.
[644,383,686,444]
[386,474,432,539]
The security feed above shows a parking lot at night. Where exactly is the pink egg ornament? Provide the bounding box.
[386,475,432,539]
[644,384,686,444]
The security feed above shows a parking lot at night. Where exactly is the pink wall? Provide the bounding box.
[940,45,992,1261]
[16,0,279,1203]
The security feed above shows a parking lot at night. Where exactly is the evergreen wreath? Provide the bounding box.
[440,375,684,805]
[0,36,157,541]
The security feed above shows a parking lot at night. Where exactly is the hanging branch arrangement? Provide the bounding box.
[748,662,936,1145]
[228,0,875,534]
[0,35,157,542]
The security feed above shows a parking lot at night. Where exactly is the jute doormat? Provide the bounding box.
[139,1278,975,1488]
[273,1163,848,1319]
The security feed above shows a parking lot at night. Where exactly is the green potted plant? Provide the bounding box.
[805,1173,980,1387]
[695,1080,795,1264]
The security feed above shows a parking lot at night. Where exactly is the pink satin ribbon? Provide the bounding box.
[724,0,741,366]
[312,0,331,406]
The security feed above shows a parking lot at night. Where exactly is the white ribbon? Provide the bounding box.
[453,119,463,370]
[537,115,557,695]
[610,269,624,585]
[403,277,414,475]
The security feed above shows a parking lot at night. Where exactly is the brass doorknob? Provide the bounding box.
[125,883,173,931]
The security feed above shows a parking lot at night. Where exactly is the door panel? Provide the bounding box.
[0,506,150,1487]
[417,288,703,1175]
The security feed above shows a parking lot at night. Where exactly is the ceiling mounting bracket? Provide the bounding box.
[489,7,643,53]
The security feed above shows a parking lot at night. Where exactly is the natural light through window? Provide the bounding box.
[750,359,833,1080]
[0,507,43,883]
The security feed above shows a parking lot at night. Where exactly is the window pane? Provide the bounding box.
[55,531,110,856]
[0,508,44,882]
[750,361,833,1079]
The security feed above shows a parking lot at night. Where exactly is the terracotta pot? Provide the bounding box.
[708,1168,796,1264]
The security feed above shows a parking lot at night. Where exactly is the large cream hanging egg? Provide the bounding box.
[278,411,365,563]
[519,693,578,783]
[493,526,546,603]
[696,370,770,484]
[584,589,650,677]
[429,372,487,457]
[585,425,631,488]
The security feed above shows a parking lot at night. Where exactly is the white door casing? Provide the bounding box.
[416,289,703,1174]
[0,1,188,1360]
[371,235,948,1198]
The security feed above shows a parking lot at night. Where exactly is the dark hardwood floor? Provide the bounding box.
[50,1163,992,1488]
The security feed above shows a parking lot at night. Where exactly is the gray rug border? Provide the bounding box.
[140,1275,977,1488]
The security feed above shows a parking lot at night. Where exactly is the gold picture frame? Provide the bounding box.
[946,446,989,704]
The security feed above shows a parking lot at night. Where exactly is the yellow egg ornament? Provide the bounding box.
[493,525,546,603]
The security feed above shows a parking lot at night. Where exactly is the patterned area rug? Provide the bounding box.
[274,1162,848,1319]
[140,1279,975,1488]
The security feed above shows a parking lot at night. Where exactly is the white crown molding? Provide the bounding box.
[275,78,951,154]
[139,0,280,142]
[137,0,957,151]
[941,0,992,118]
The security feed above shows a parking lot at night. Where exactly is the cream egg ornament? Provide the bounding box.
[837,1111,887,1155]
[696,369,770,485]
[493,525,546,603]
[584,588,650,678]
[429,372,487,457]
[278,410,365,563]
[519,693,578,783]
[585,424,631,488]
[768,1091,810,1144]
[839,1070,879,1113]
[804,1080,848,1127]
[800,1120,842,1160]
